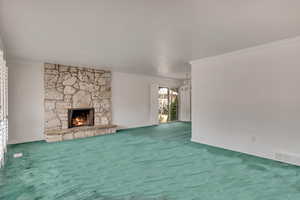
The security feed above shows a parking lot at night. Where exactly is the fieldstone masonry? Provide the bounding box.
[44,63,115,142]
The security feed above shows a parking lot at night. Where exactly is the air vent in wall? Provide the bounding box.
[274,152,300,166]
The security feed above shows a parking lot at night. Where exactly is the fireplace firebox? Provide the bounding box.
[68,108,94,128]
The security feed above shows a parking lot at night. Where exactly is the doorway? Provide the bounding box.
[158,87,179,123]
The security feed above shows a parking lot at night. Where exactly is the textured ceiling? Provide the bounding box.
[1,0,300,79]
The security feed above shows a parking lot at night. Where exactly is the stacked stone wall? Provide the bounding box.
[44,63,112,132]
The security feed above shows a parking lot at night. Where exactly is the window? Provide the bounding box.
[158,87,179,123]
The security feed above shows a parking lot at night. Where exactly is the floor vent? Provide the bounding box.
[13,153,23,158]
[275,152,300,165]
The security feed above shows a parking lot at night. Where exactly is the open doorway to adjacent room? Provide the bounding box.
[158,87,179,123]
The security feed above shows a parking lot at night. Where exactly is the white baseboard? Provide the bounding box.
[116,123,158,130]
[191,137,300,167]
[8,137,44,145]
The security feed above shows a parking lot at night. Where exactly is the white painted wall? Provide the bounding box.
[112,72,182,129]
[190,36,300,166]
[8,60,44,144]
[8,61,182,144]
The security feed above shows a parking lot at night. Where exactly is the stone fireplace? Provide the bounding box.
[44,63,117,142]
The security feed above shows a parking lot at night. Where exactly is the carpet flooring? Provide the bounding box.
[1,122,300,200]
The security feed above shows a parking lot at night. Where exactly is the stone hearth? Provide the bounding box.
[45,125,117,142]
[44,63,116,142]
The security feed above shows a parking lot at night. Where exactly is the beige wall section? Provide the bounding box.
[8,61,182,144]
[8,60,44,144]
[190,36,300,166]
[0,35,5,59]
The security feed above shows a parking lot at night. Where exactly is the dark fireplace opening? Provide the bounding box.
[68,108,94,128]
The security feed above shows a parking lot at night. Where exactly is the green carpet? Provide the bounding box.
[1,122,300,200]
